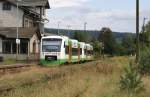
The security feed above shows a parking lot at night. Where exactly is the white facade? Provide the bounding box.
[0,2,24,27]
[30,34,40,53]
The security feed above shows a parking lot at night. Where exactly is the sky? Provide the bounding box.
[46,0,150,33]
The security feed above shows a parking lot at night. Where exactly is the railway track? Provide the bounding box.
[0,64,35,76]
[0,61,96,75]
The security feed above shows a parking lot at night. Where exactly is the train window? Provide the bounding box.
[64,42,65,48]
[65,46,69,54]
[72,48,78,56]
[87,50,93,55]
[42,38,62,52]
[84,49,87,55]
[80,48,82,55]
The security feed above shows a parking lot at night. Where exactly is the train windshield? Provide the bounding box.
[42,38,62,52]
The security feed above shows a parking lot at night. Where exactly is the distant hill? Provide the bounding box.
[44,28,135,42]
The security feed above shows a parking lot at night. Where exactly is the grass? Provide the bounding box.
[2,59,17,65]
[0,56,149,97]
[0,59,27,65]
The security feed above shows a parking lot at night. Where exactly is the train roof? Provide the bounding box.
[42,35,93,49]
[85,44,93,50]
[79,42,86,48]
[42,35,69,40]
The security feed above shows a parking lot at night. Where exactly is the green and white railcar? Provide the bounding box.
[79,42,86,62]
[40,35,69,65]
[85,44,94,61]
[40,35,94,65]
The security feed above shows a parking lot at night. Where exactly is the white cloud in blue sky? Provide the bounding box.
[46,0,150,33]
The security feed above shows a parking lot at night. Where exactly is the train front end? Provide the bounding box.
[40,36,66,65]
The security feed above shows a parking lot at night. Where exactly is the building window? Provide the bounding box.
[24,18,33,27]
[29,21,33,27]
[3,2,11,11]
[2,39,28,54]
[42,7,45,15]
[24,19,29,27]
[2,40,12,54]
[20,42,28,54]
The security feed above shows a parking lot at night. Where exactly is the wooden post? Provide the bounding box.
[78,45,80,63]
[11,42,13,54]
[69,43,72,63]
[16,44,19,61]
[27,41,30,62]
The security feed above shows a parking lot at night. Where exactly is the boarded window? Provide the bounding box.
[3,2,11,11]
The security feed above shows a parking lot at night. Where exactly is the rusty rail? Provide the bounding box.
[0,64,35,75]
[0,64,33,69]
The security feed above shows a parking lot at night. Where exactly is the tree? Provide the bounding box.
[92,41,102,58]
[139,21,150,74]
[120,62,144,95]
[122,34,136,55]
[73,31,87,42]
[140,21,150,47]
[98,27,117,56]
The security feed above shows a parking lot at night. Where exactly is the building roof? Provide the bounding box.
[0,27,37,39]
[7,0,50,9]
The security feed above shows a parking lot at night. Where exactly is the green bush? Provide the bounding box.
[120,62,144,95]
[139,47,150,74]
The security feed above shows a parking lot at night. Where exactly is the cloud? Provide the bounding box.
[49,0,89,8]
[46,0,150,32]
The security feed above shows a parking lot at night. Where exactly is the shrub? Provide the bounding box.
[139,47,150,74]
[120,62,144,96]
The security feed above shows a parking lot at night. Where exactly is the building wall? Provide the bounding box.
[0,2,24,27]
[0,54,39,61]
[0,54,27,60]
[0,37,2,53]
[29,7,45,16]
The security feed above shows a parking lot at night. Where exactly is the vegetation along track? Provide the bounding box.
[0,61,104,94]
[0,61,95,76]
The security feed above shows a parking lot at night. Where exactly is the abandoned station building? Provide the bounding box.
[0,0,50,61]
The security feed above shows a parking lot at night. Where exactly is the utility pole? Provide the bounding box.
[67,25,71,37]
[57,21,61,35]
[102,29,106,59]
[141,17,146,47]
[142,17,147,33]
[16,0,21,60]
[84,22,87,33]
[136,0,140,63]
